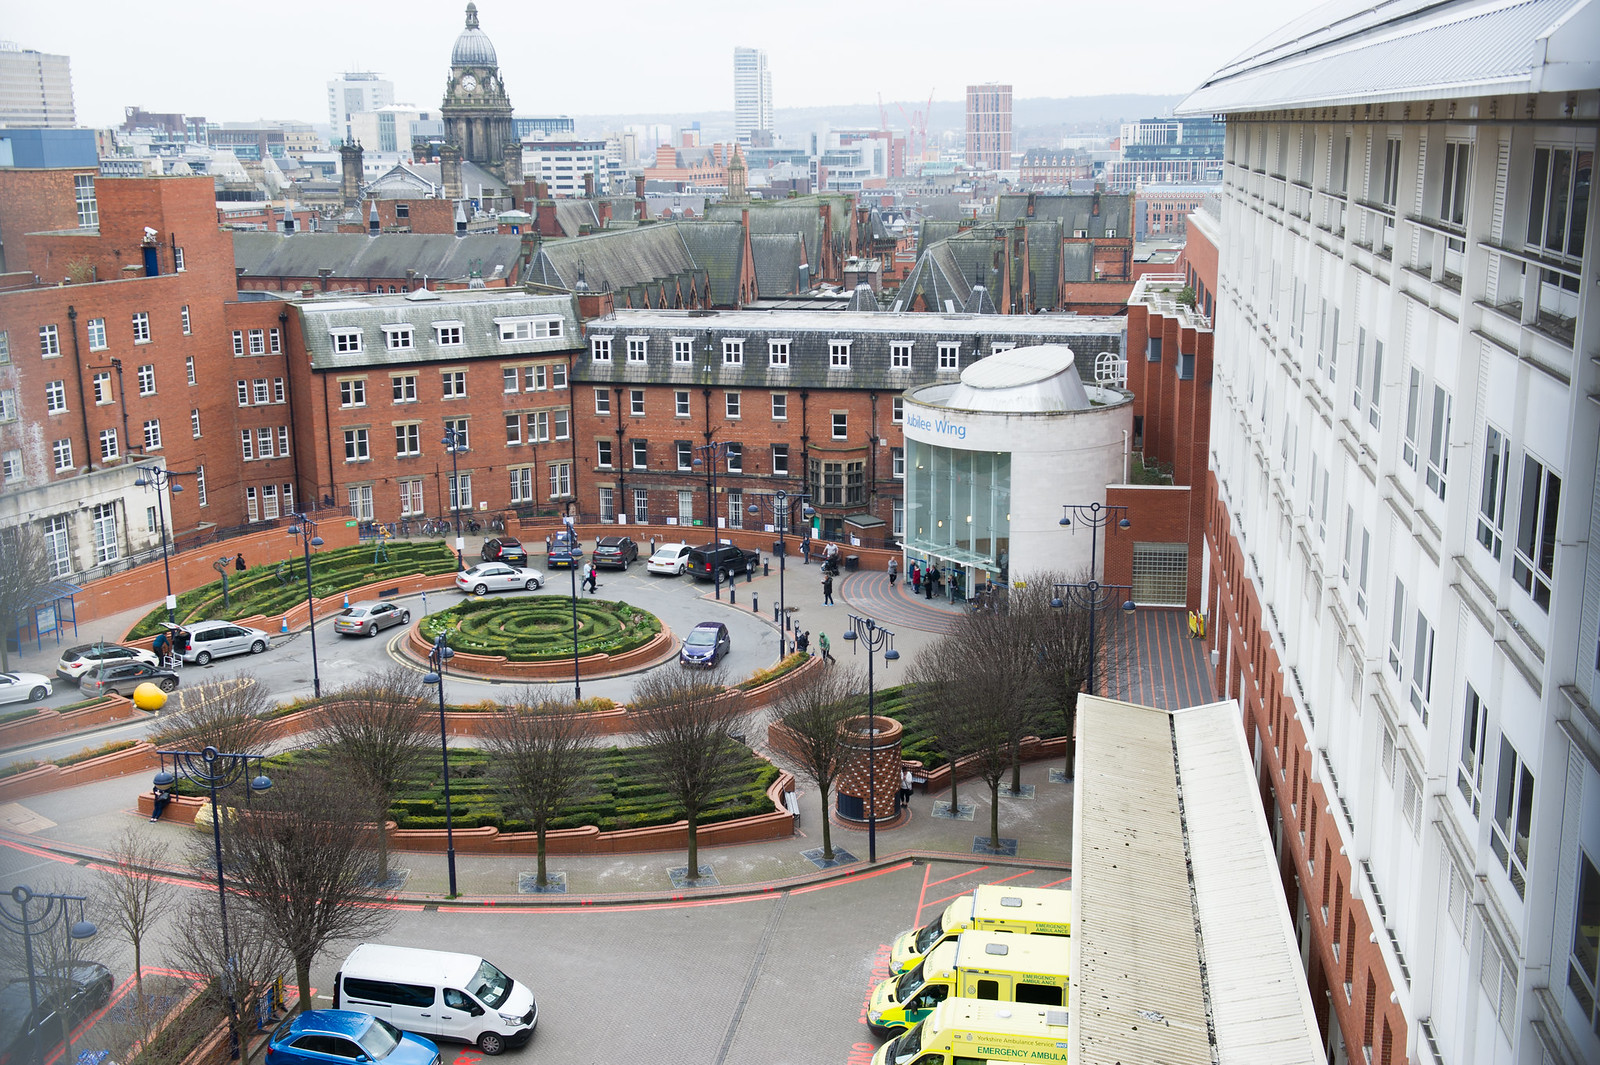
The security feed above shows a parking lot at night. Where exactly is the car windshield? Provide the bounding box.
[913,913,947,953]
[355,1016,403,1057]
[467,960,511,1009]
[687,629,717,646]
[894,959,926,1002]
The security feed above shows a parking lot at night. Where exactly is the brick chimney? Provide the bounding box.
[440,144,464,200]
[502,141,524,205]
[583,171,594,199]
[339,142,363,208]
[635,175,647,220]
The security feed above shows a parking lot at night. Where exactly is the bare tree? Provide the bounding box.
[164,889,289,1058]
[770,666,862,861]
[631,668,743,883]
[904,654,976,814]
[905,639,1018,847]
[309,666,433,884]
[98,828,170,998]
[213,762,394,1011]
[150,674,271,757]
[480,690,596,888]
[0,526,54,673]
[1023,568,1136,776]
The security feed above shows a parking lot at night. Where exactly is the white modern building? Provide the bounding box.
[347,106,442,157]
[1181,1,1599,1062]
[327,71,394,146]
[733,47,773,146]
[521,139,607,197]
[0,41,73,128]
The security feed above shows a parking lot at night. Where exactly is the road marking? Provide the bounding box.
[712,892,787,1065]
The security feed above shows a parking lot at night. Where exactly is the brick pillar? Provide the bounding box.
[835,714,904,823]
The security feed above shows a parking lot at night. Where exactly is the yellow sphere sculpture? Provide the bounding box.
[132,682,169,711]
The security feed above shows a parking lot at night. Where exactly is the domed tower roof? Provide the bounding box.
[451,3,498,67]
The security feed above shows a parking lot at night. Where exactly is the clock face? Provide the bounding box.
[461,74,478,93]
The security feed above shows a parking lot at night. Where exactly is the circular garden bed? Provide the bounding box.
[418,597,662,662]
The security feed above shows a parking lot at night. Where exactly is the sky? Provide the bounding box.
[8,0,1335,130]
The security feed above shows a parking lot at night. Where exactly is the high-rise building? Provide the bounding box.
[733,47,773,146]
[1178,0,1599,1061]
[326,71,394,146]
[964,83,1011,170]
[0,41,74,129]
[1103,116,1224,190]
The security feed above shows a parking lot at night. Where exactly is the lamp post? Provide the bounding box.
[842,613,898,863]
[286,514,325,699]
[154,746,272,1060]
[133,465,196,621]
[564,512,581,701]
[693,441,733,600]
[1055,501,1132,699]
[0,885,96,1043]
[747,490,814,659]
[1050,580,1136,698]
[422,635,459,897]
[442,424,467,571]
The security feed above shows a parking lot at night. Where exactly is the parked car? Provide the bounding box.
[480,537,528,566]
[592,536,638,569]
[546,532,584,569]
[173,621,271,666]
[456,562,545,595]
[80,661,180,698]
[686,542,761,583]
[265,1009,441,1065]
[0,962,113,1065]
[679,621,731,668]
[646,542,693,576]
[335,601,412,637]
[0,671,53,705]
[56,643,158,681]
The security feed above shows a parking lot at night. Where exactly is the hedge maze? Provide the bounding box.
[418,597,662,662]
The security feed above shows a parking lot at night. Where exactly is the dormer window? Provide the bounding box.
[382,325,415,351]
[434,321,464,346]
[330,328,363,354]
[497,316,564,341]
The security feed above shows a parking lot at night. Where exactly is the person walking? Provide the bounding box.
[822,574,834,606]
[796,630,810,655]
[801,538,811,565]
[887,557,898,587]
[584,562,598,594]
[819,632,833,663]
[910,561,922,593]
[234,552,247,572]
[899,764,914,810]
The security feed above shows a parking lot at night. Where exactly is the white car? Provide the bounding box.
[456,562,545,595]
[56,643,159,681]
[175,621,271,665]
[0,672,54,705]
[646,542,692,576]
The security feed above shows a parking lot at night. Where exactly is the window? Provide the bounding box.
[633,487,649,523]
[597,440,613,468]
[129,364,153,397]
[553,410,569,440]
[384,326,414,351]
[548,462,571,499]
[250,378,267,405]
[98,427,119,460]
[1526,145,1590,260]
[526,365,547,391]
[1401,366,1422,471]
[502,368,520,394]
[891,342,912,369]
[273,378,285,403]
[591,336,613,361]
[1409,609,1436,724]
[0,331,7,362]
[339,379,366,407]
[261,484,280,520]
[395,423,420,456]
[675,390,690,417]
[893,496,904,537]
[441,371,466,398]
[509,467,534,504]
[331,329,362,353]
[676,441,692,470]
[392,374,416,403]
[722,338,743,365]
[40,325,60,357]
[232,330,245,357]
[181,306,192,335]
[673,338,693,364]
[497,317,562,341]
[1367,339,1384,429]
[1457,686,1488,819]
[245,486,257,522]
[627,337,648,363]
[938,342,959,370]
[87,317,107,350]
[528,411,549,442]
[726,443,742,473]
[816,459,844,505]
[769,340,790,367]
[590,388,610,416]
[195,465,207,506]
[191,409,202,438]
[91,502,118,564]
[892,396,904,424]
[347,485,374,521]
[45,380,67,414]
[269,327,282,353]
[1380,136,1402,207]
[631,389,645,416]
[551,363,566,389]
[1513,455,1560,611]
[0,390,13,423]
[257,428,274,458]
[892,447,905,479]
[726,392,741,418]
[726,490,742,528]
[277,426,289,457]
[632,440,648,469]
[771,392,787,419]
[74,174,98,227]
[1476,425,1510,559]
[248,329,264,355]
[93,372,113,405]
[240,429,254,461]
[344,428,369,461]
[143,419,162,450]
[829,340,851,368]
[1386,578,1410,682]
[1,450,21,483]
[445,418,470,450]
[772,444,789,477]
[130,311,150,344]
[448,472,472,511]
[1425,386,1452,500]
[52,438,72,472]
[1308,453,1329,541]
[1490,736,1534,899]
[832,412,847,439]
[174,247,185,271]
[1569,851,1600,1032]
[186,355,196,385]
[43,515,70,577]
[434,323,463,346]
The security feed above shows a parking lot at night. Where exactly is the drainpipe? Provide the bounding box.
[281,310,305,505]
[67,307,94,469]
[112,359,130,456]
[1123,429,1131,485]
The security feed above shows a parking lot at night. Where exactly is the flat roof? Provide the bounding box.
[593,308,1125,339]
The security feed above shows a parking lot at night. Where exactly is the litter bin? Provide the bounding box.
[844,554,860,571]
[772,540,786,556]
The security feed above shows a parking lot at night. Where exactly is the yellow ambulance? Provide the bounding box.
[867,930,1070,1035]
[872,998,1070,1065]
[890,884,1071,972]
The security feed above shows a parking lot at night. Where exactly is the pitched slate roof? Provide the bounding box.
[233,232,530,284]
[997,193,1131,239]
[672,222,748,306]
[553,200,602,237]
[528,224,698,295]
[749,232,806,297]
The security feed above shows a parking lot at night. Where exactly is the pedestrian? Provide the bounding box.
[819,632,833,663]
[910,561,921,592]
[801,538,811,565]
[149,785,171,822]
[585,562,599,594]
[546,534,553,555]
[924,565,935,599]
[887,557,898,587]
[234,552,247,572]
[822,575,834,605]
[152,630,169,660]
[796,630,810,655]
[650,536,657,556]
[826,542,839,566]
[899,764,914,808]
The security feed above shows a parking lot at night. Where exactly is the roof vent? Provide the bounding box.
[1046,1009,1070,1027]
[1000,896,1023,908]
[984,942,1009,955]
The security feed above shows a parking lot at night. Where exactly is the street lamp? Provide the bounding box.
[842,613,899,863]
[442,424,467,571]
[286,514,326,699]
[1059,501,1129,588]
[1050,580,1136,698]
[0,885,97,1049]
[747,490,814,658]
[133,465,195,621]
[1055,501,1132,700]
[693,441,734,600]
[564,512,581,702]
[422,635,459,897]
[154,746,272,1060]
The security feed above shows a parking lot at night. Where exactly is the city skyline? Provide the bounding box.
[9,0,1331,131]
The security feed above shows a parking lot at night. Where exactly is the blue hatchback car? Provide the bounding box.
[679,621,731,668]
[265,1009,441,1065]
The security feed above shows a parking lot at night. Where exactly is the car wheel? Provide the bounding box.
[195,651,212,665]
[526,579,540,590]
[366,624,378,637]
[27,685,48,702]
[400,611,411,624]
[250,639,267,654]
[159,678,178,692]
[478,1032,506,1056]
[474,583,489,595]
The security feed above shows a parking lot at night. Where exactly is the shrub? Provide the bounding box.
[418,598,662,662]
[55,739,139,767]
[736,652,810,691]
[0,758,40,779]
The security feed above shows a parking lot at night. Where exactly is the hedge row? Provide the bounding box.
[127,541,458,638]
[417,598,662,662]
[859,684,1063,771]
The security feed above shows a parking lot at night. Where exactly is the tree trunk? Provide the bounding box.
[818,791,834,860]
[1009,745,1022,794]
[134,940,143,994]
[988,779,1001,850]
[949,773,959,812]
[535,822,548,887]
[296,956,314,1017]
[685,815,700,881]
[375,808,390,883]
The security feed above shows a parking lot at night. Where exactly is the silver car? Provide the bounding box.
[176,621,271,665]
[335,601,412,637]
[456,563,545,595]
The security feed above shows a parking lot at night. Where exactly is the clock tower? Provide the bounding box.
[441,3,516,177]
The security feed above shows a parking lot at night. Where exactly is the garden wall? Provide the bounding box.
[508,519,901,574]
[0,695,138,748]
[403,624,676,682]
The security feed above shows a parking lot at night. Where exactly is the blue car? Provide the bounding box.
[265,1009,441,1065]
[679,621,731,668]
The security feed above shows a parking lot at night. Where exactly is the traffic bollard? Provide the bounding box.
[752,593,759,614]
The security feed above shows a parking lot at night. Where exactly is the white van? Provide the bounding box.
[333,944,537,1055]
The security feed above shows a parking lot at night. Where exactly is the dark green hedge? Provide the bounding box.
[859,685,1062,771]
[417,598,662,662]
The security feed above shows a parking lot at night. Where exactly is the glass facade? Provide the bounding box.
[905,439,1011,583]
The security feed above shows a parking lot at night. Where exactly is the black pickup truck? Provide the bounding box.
[686,542,760,582]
